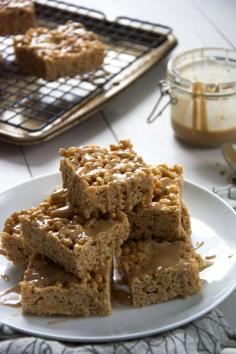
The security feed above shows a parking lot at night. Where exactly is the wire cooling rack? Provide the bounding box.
[0,0,177,144]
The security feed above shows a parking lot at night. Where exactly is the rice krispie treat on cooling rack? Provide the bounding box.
[0,0,35,36]
[14,21,105,80]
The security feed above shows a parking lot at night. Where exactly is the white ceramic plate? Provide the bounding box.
[0,173,236,343]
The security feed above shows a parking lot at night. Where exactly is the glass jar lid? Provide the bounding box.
[167,48,236,97]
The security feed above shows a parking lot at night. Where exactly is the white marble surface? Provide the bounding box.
[0,0,236,329]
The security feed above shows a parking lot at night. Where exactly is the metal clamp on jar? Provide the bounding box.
[147,48,236,147]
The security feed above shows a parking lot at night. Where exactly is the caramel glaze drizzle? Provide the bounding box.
[129,242,185,278]
[194,241,204,251]
[192,82,208,132]
[112,257,132,306]
[1,274,10,281]
[0,286,21,308]
[112,286,132,306]
[205,255,216,260]
[26,257,78,287]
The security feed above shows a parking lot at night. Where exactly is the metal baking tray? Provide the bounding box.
[0,0,177,145]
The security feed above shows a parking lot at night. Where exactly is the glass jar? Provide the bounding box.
[149,48,236,147]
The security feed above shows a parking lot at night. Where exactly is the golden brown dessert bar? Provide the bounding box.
[20,189,130,278]
[0,0,35,36]
[0,232,27,267]
[127,164,184,241]
[0,209,31,266]
[21,254,112,316]
[14,21,105,80]
[119,238,203,307]
[0,188,68,266]
[181,202,191,237]
[0,187,129,269]
[60,140,154,219]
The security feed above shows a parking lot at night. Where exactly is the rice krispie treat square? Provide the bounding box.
[127,164,185,241]
[60,139,154,218]
[0,209,31,266]
[21,254,112,316]
[14,21,105,80]
[119,238,203,307]
[0,0,35,36]
[0,188,68,266]
[20,188,130,278]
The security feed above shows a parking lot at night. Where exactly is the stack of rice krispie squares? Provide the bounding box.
[0,139,206,316]
[1,186,130,316]
[117,162,205,307]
